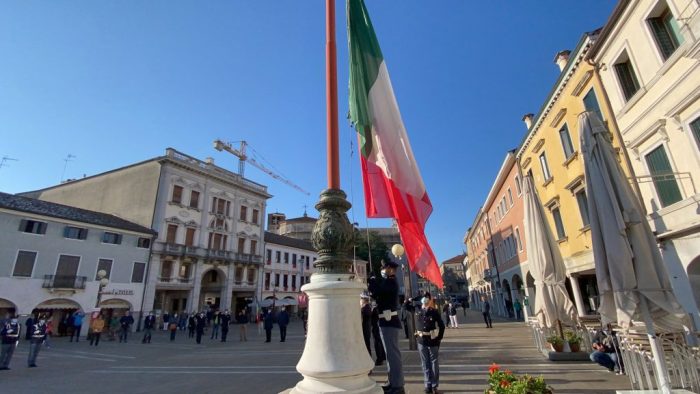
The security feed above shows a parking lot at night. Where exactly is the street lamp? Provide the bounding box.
[392,244,417,350]
[95,270,109,309]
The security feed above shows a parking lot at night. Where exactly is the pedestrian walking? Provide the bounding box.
[368,260,405,394]
[43,318,54,348]
[168,314,178,342]
[448,303,458,329]
[27,319,47,368]
[410,294,445,394]
[461,300,468,317]
[0,317,20,370]
[195,312,206,344]
[220,310,231,342]
[370,303,386,366]
[400,303,410,339]
[263,309,274,343]
[142,312,156,343]
[70,310,84,342]
[277,307,289,342]
[441,304,449,329]
[162,312,170,331]
[90,314,105,346]
[257,311,264,335]
[119,311,134,343]
[178,313,188,331]
[481,297,493,328]
[513,299,523,321]
[236,310,248,341]
[361,295,372,356]
[187,313,196,339]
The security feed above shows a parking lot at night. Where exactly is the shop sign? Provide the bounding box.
[100,289,134,296]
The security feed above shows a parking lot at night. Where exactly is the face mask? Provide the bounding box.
[380,270,387,278]
[421,297,429,305]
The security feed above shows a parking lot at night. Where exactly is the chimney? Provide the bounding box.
[554,50,571,72]
[205,157,215,165]
[522,113,534,129]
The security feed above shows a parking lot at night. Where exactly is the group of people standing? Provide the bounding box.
[1,315,49,370]
[260,306,290,343]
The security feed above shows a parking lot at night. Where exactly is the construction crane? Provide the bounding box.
[0,156,18,170]
[213,139,310,196]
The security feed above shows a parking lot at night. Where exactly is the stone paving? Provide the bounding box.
[0,309,630,393]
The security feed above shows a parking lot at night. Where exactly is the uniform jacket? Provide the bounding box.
[220,314,231,330]
[120,315,134,329]
[195,314,206,332]
[368,276,401,328]
[144,315,156,329]
[361,303,372,336]
[30,322,47,343]
[277,311,290,327]
[263,312,274,330]
[1,322,20,345]
[415,307,445,347]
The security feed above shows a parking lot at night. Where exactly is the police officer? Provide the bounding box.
[195,312,206,344]
[370,302,386,366]
[368,260,404,394]
[408,293,445,394]
[27,318,47,368]
[142,312,156,344]
[220,310,231,342]
[0,317,20,370]
[360,294,372,357]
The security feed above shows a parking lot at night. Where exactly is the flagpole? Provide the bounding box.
[326,0,340,190]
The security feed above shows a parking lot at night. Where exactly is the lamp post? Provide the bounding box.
[95,270,109,309]
[392,244,417,350]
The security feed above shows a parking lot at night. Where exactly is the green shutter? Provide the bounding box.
[576,191,590,226]
[559,124,575,159]
[645,145,682,207]
[614,60,640,101]
[583,89,604,121]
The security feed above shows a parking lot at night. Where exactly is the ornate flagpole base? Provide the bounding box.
[283,189,381,394]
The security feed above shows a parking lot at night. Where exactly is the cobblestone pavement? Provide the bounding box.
[0,310,630,393]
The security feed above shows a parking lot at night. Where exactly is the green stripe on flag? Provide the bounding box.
[347,0,384,158]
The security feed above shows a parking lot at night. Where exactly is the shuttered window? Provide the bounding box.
[172,185,183,204]
[19,220,47,234]
[189,190,200,209]
[583,89,604,121]
[648,7,683,60]
[559,124,575,159]
[552,208,567,240]
[645,145,682,207]
[102,232,122,244]
[64,226,88,240]
[131,262,146,283]
[185,228,196,246]
[13,251,37,277]
[614,57,640,101]
[96,259,113,280]
[166,224,178,244]
[540,153,552,181]
[575,190,591,227]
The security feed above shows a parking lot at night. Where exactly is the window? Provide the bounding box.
[208,232,226,250]
[614,52,640,101]
[275,251,281,263]
[131,262,146,283]
[250,240,257,255]
[264,272,271,290]
[185,228,196,246]
[252,209,259,224]
[13,251,36,277]
[166,224,178,244]
[539,153,552,181]
[238,238,246,253]
[559,124,575,159]
[63,226,88,240]
[137,237,151,248]
[551,207,567,240]
[19,219,47,235]
[247,268,256,283]
[690,117,700,151]
[235,267,243,282]
[648,5,683,60]
[172,185,183,204]
[95,259,113,280]
[283,274,288,289]
[515,175,522,195]
[292,254,297,268]
[56,254,80,277]
[161,261,172,280]
[292,274,297,290]
[508,188,513,207]
[239,205,248,221]
[266,249,272,264]
[515,228,523,251]
[583,88,604,121]
[645,145,682,207]
[284,252,289,264]
[575,190,591,227]
[189,190,200,209]
[275,273,280,287]
[102,232,122,244]
[212,197,230,216]
[306,256,310,270]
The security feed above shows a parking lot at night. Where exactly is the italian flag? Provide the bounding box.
[347,0,443,288]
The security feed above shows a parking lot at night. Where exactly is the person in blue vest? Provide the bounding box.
[0,317,20,370]
[277,307,290,342]
[142,312,156,344]
[70,310,84,342]
[263,308,274,343]
[27,318,47,368]
[368,260,404,394]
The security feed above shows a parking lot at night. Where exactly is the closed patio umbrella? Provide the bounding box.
[580,111,686,393]
[522,174,577,332]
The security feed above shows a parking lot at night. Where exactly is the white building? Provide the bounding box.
[588,0,700,327]
[0,192,155,334]
[22,148,271,320]
[262,231,317,311]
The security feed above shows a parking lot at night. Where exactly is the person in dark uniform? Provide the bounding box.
[368,260,404,394]
[27,318,47,368]
[220,310,231,342]
[263,308,274,343]
[142,312,156,344]
[0,317,20,370]
[187,313,196,339]
[408,293,445,394]
[195,312,206,344]
[360,294,372,356]
[277,307,290,342]
[370,303,386,366]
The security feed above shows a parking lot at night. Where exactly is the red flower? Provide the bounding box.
[500,379,511,388]
[504,369,512,375]
[488,363,500,374]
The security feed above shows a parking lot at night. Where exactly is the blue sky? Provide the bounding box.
[0,1,616,263]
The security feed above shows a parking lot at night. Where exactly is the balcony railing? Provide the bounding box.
[42,275,87,290]
[158,276,193,285]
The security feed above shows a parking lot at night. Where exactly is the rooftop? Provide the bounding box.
[264,231,315,252]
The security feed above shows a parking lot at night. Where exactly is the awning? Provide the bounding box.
[0,299,16,309]
[34,299,81,310]
[100,298,132,309]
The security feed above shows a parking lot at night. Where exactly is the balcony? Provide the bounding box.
[157,276,193,287]
[42,275,87,290]
[230,252,263,265]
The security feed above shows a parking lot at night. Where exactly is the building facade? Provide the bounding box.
[517,31,634,317]
[262,232,317,312]
[0,192,155,334]
[465,152,529,318]
[440,254,468,301]
[22,148,271,319]
[588,0,700,327]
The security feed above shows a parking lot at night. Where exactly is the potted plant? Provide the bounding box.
[546,334,564,352]
[486,363,553,394]
[564,331,582,352]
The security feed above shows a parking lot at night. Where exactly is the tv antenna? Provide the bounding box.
[61,154,76,182]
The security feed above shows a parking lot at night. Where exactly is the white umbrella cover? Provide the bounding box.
[522,175,578,329]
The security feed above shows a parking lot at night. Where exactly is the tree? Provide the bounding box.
[353,229,389,278]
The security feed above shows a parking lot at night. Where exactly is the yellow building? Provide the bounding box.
[516,30,634,317]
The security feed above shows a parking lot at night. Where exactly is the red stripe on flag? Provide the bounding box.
[360,156,443,288]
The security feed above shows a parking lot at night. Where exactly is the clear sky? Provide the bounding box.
[0,1,616,263]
